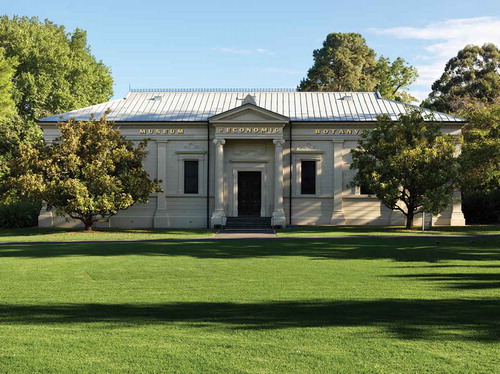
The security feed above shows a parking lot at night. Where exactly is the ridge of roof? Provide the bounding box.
[129,88,299,93]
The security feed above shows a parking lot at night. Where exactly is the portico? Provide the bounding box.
[209,99,289,228]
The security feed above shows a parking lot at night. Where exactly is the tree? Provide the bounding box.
[299,33,378,92]
[298,32,418,102]
[0,48,40,199]
[14,116,160,230]
[459,105,500,193]
[0,48,15,122]
[0,15,113,121]
[350,110,459,229]
[373,56,418,102]
[423,43,500,113]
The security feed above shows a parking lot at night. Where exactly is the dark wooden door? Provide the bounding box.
[238,171,261,216]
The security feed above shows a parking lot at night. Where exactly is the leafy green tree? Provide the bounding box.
[298,32,418,102]
[350,110,459,229]
[459,105,500,194]
[373,56,418,102]
[0,15,113,121]
[423,43,500,113]
[0,48,40,199]
[14,116,160,231]
[0,48,15,122]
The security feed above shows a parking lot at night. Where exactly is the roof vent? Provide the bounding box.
[342,95,353,101]
[241,94,257,105]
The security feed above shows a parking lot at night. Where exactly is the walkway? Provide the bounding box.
[213,229,277,239]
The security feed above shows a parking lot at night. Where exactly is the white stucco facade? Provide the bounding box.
[37,89,467,228]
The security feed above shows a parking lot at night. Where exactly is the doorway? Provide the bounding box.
[237,171,261,216]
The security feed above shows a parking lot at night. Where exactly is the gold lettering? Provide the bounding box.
[155,129,161,134]
[239,128,245,133]
[355,129,360,134]
[226,128,231,133]
[253,128,259,133]
[346,129,352,135]
[331,129,336,134]
[140,129,146,134]
[148,129,154,134]
[232,128,238,133]
[178,129,184,134]
[315,129,320,134]
[323,129,329,134]
[338,129,344,134]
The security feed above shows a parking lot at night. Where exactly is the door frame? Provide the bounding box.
[232,166,267,217]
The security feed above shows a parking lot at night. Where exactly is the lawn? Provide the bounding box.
[278,225,500,237]
[0,227,214,242]
[0,236,499,373]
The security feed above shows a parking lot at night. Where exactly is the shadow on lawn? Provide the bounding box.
[390,273,500,289]
[0,299,497,342]
[0,237,498,263]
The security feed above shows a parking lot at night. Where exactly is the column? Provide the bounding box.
[450,190,466,226]
[272,139,287,228]
[210,138,226,227]
[331,140,345,225]
[154,140,169,228]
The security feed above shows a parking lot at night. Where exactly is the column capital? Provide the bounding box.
[273,139,285,146]
[213,138,225,145]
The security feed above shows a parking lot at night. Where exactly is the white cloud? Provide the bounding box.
[371,17,500,101]
[263,67,303,75]
[372,17,500,59]
[212,47,274,56]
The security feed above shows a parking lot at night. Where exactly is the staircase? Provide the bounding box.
[224,217,273,230]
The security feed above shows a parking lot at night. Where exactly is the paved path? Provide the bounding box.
[0,233,498,245]
[213,229,277,239]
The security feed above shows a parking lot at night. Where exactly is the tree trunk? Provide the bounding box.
[83,217,93,231]
[406,211,414,229]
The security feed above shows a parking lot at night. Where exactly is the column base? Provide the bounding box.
[450,212,466,226]
[271,210,287,228]
[211,210,227,228]
[331,211,345,225]
[153,210,169,228]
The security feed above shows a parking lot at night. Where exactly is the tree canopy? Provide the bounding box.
[0,15,113,121]
[422,43,500,113]
[298,32,418,102]
[350,110,459,228]
[0,48,15,123]
[459,104,500,194]
[13,116,160,230]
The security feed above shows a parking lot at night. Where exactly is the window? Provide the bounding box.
[301,160,316,194]
[360,183,374,195]
[184,160,199,194]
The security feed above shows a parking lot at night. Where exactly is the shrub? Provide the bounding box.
[0,200,41,228]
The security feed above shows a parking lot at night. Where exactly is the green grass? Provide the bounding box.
[278,225,500,237]
[0,227,214,242]
[0,236,499,373]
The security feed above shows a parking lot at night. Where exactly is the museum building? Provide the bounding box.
[37,89,467,229]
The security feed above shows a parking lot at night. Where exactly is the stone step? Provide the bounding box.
[225,217,272,228]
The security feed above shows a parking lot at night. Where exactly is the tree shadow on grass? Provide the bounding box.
[0,299,497,342]
[0,237,498,263]
[390,273,500,289]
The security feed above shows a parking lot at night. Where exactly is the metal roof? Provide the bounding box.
[38,89,465,123]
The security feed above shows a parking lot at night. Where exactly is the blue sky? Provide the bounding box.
[3,0,500,102]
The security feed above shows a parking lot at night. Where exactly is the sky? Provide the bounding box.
[3,0,500,102]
